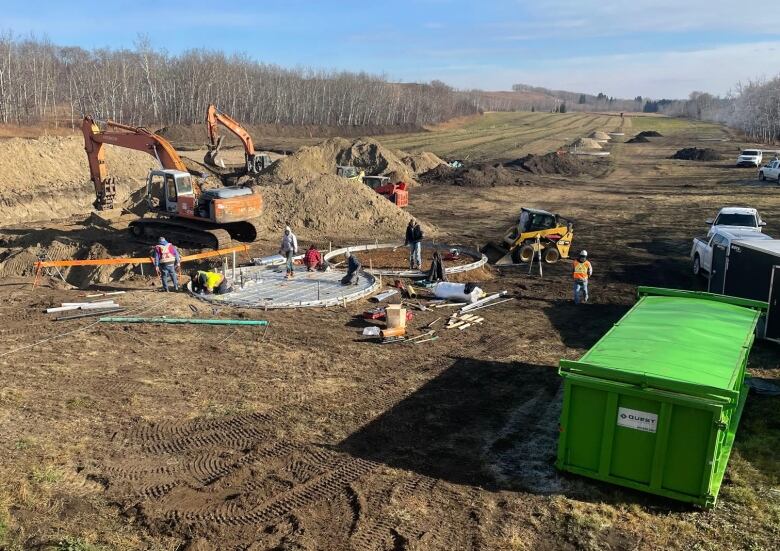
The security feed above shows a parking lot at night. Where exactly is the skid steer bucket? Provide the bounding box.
[480,242,513,265]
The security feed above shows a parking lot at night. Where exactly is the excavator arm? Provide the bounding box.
[82,116,188,210]
[205,104,264,174]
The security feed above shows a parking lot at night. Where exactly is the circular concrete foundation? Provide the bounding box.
[188,264,379,309]
[323,243,487,278]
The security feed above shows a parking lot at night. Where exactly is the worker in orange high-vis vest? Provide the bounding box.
[572,250,592,304]
[153,237,181,292]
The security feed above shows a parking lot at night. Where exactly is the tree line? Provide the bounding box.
[0,34,479,129]
[655,79,780,143]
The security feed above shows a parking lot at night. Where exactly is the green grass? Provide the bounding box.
[628,114,724,136]
[378,111,624,160]
[30,465,63,485]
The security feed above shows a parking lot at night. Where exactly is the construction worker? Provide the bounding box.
[341,250,361,285]
[572,250,593,304]
[153,237,180,292]
[405,219,424,270]
[190,270,232,295]
[303,244,323,271]
[279,225,298,278]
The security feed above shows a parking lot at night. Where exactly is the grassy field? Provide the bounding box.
[379,111,624,160]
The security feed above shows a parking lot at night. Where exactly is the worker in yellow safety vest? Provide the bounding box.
[190,270,233,295]
[572,250,592,304]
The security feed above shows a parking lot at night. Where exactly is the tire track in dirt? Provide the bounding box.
[174,455,379,527]
[349,475,438,550]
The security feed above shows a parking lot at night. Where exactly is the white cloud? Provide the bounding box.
[507,0,780,36]
[417,41,780,98]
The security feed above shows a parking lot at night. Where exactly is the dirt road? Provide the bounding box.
[0,116,778,550]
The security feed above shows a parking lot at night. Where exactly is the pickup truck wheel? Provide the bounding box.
[692,255,701,276]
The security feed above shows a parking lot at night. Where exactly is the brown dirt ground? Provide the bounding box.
[0,117,778,550]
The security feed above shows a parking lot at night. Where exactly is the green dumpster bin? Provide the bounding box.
[556,287,767,507]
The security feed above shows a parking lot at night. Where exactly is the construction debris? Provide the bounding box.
[370,289,399,302]
[46,301,119,313]
[460,291,507,313]
[55,307,125,321]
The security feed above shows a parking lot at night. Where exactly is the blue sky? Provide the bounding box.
[5,0,780,98]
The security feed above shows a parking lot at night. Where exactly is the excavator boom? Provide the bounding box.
[82,116,187,209]
[205,104,268,174]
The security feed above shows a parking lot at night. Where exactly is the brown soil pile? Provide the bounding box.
[637,130,663,138]
[0,136,152,192]
[571,137,603,149]
[671,148,722,161]
[255,174,415,240]
[402,151,446,175]
[588,131,611,141]
[420,163,527,187]
[0,239,136,287]
[261,137,442,186]
[505,152,610,177]
[0,136,153,225]
[627,135,649,143]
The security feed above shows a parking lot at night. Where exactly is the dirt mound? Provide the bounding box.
[402,151,446,175]
[571,138,602,149]
[419,163,454,181]
[255,174,415,240]
[0,239,135,288]
[420,163,527,187]
[588,131,611,141]
[0,136,153,225]
[627,135,649,143]
[671,148,722,161]
[263,137,424,186]
[506,152,610,177]
[637,130,662,138]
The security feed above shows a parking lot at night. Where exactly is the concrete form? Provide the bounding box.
[323,243,488,278]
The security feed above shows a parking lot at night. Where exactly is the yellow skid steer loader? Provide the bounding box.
[482,207,574,265]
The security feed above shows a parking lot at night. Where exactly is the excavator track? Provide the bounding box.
[223,219,262,243]
[129,218,232,251]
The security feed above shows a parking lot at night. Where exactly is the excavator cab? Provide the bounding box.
[146,169,196,216]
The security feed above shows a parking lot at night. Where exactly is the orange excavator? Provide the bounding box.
[82,116,263,249]
[205,104,270,175]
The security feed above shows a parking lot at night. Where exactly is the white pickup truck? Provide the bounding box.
[691,228,773,276]
[706,207,765,237]
[758,159,780,182]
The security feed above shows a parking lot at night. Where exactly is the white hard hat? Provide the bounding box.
[579,250,588,257]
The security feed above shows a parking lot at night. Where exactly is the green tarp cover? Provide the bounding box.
[575,295,759,393]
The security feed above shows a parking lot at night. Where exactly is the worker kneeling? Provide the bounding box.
[190,270,233,295]
[341,250,361,285]
[304,244,324,271]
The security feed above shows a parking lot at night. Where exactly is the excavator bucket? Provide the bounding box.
[204,135,226,169]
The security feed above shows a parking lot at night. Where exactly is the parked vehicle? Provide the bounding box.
[690,227,771,276]
[705,207,765,237]
[736,149,762,167]
[758,159,780,182]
